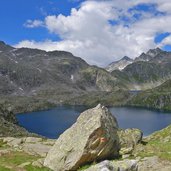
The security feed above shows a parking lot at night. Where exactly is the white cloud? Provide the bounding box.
[159,35,171,47]
[16,0,171,67]
[24,19,44,28]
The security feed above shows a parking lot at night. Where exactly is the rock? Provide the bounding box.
[2,137,17,143]
[1,137,53,157]
[114,159,138,171]
[138,156,171,171]
[84,159,138,171]
[42,139,55,146]
[118,128,143,155]
[85,160,114,171]
[6,138,23,147]
[18,162,31,168]
[0,149,11,156]
[122,154,131,159]
[32,158,44,168]
[25,137,42,143]
[44,104,119,171]
[22,143,51,157]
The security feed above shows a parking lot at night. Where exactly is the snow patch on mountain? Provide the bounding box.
[106,56,133,72]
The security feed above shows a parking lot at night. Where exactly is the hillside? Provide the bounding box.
[128,80,171,111]
[0,104,35,137]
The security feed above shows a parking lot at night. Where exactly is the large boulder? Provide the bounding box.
[44,104,120,171]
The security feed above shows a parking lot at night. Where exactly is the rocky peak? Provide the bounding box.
[106,56,133,72]
[146,48,162,57]
[135,52,150,61]
[121,56,132,61]
[135,48,163,62]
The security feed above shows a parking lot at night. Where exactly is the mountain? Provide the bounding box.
[135,48,163,62]
[106,56,133,72]
[0,41,127,113]
[1,41,171,113]
[111,48,171,90]
[0,42,127,95]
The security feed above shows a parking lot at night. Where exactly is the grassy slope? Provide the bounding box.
[134,125,171,161]
[0,140,51,171]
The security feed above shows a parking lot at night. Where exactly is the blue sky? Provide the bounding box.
[0,0,83,44]
[0,0,171,66]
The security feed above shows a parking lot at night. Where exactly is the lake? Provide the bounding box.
[17,106,171,139]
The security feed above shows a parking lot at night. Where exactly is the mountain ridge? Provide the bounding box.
[106,47,165,72]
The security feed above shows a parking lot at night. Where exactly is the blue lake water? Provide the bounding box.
[16,106,171,139]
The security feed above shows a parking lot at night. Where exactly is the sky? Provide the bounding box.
[0,0,171,66]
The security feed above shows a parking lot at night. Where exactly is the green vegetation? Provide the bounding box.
[25,165,51,171]
[0,151,38,166]
[0,166,11,171]
[0,151,51,171]
[78,161,97,171]
[135,125,171,161]
[78,164,91,171]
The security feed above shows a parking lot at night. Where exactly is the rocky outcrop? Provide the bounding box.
[1,137,55,157]
[44,104,119,171]
[118,128,143,155]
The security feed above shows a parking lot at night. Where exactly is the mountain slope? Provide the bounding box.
[0,104,35,137]
[0,42,127,95]
[128,79,171,111]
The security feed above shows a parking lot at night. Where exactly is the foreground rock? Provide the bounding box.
[44,104,119,171]
[85,159,138,171]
